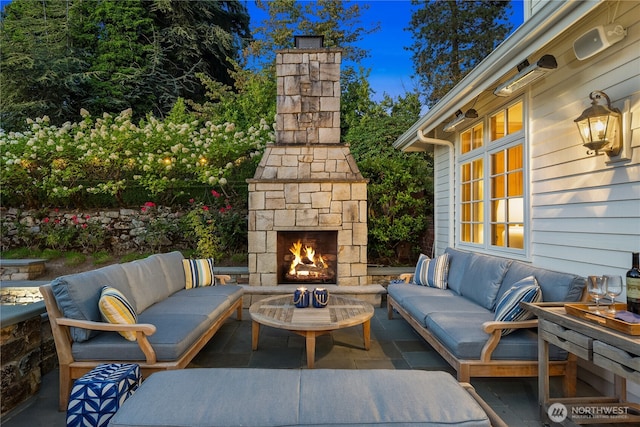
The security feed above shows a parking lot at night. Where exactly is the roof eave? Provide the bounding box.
[393,0,602,152]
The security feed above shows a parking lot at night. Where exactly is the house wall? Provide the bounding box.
[434,0,639,397]
[527,0,639,276]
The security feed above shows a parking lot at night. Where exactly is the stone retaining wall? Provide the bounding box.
[0,207,187,253]
[1,312,56,416]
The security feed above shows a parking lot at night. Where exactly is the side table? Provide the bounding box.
[523,302,640,426]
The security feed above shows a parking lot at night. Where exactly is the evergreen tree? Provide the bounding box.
[407,0,512,107]
[0,0,251,131]
[0,0,88,130]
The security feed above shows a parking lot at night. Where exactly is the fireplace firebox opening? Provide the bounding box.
[277,231,338,285]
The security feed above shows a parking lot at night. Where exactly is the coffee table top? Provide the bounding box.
[249,294,374,331]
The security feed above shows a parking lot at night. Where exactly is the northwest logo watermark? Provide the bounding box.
[548,403,631,423]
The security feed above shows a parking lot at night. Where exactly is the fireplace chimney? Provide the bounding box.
[247,38,368,287]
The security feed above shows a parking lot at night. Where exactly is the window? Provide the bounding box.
[490,145,524,249]
[458,100,525,251]
[460,122,485,244]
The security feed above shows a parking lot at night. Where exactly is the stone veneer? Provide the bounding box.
[247,46,368,287]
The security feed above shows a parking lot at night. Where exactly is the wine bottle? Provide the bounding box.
[626,252,640,314]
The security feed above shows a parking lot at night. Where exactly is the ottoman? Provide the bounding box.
[108,368,506,426]
[67,363,141,427]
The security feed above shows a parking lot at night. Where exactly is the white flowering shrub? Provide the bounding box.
[0,100,274,208]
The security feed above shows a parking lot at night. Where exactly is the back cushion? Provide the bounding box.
[444,247,474,295]
[498,260,585,302]
[51,263,129,342]
[459,253,512,310]
[122,255,176,313]
[150,251,186,295]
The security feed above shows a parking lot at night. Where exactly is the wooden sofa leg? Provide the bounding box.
[563,353,578,397]
[387,301,394,320]
[59,365,71,411]
[457,365,471,383]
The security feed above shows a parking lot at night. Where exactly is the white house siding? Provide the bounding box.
[433,145,452,255]
[527,1,639,279]
[525,1,639,399]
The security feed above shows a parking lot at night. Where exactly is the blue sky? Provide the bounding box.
[247,1,525,101]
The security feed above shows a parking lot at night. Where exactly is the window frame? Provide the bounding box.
[456,98,529,258]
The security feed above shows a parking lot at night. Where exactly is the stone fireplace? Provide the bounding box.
[247,45,368,288]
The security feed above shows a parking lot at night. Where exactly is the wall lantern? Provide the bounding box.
[443,109,478,133]
[494,55,557,97]
[574,90,622,156]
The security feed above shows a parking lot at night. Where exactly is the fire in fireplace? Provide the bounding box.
[277,231,337,284]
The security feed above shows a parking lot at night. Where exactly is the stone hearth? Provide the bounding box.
[247,46,368,287]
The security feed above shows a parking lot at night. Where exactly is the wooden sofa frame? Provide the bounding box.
[40,275,241,411]
[387,273,578,397]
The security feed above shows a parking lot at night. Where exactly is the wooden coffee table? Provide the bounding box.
[249,294,374,368]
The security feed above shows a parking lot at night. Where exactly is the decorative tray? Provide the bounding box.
[564,303,640,335]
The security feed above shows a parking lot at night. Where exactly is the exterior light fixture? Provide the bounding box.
[574,90,622,156]
[294,35,324,49]
[443,109,478,133]
[494,55,557,97]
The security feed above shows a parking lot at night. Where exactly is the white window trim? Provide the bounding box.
[456,98,530,260]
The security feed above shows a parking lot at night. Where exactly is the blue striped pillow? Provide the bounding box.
[413,253,450,289]
[494,276,542,336]
[98,286,138,341]
[183,258,216,289]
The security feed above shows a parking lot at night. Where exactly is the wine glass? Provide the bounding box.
[604,275,623,314]
[588,275,607,314]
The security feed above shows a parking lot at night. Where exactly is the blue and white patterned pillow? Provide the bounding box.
[413,253,450,289]
[494,276,542,336]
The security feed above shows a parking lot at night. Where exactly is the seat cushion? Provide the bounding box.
[387,282,453,306]
[108,369,493,427]
[426,311,567,360]
[72,314,210,361]
[401,295,489,327]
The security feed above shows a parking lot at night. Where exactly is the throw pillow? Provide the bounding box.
[183,258,216,289]
[413,253,450,289]
[98,286,138,341]
[494,276,543,336]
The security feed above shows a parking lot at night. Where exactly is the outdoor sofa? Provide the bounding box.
[39,251,243,410]
[108,368,507,427]
[387,247,586,394]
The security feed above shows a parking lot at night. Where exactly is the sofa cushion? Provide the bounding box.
[498,260,585,303]
[387,282,451,306]
[183,258,216,289]
[494,276,542,335]
[51,264,129,342]
[98,286,138,341]
[401,294,489,327]
[109,369,493,427]
[444,247,475,294]
[425,312,567,361]
[153,251,187,295]
[459,253,512,310]
[121,255,176,313]
[72,313,211,361]
[413,253,450,289]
